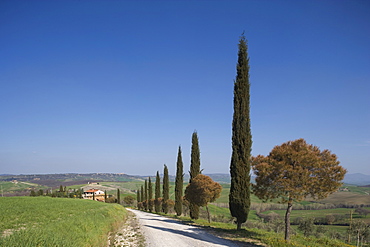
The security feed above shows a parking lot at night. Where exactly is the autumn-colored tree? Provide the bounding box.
[148,177,153,212]
[155,171,161,213]
[162,164,169,214]
[185,174,222,223]
[229,33,252,230]
[175,146,184,216]
[189,131,201,219]
[252,138,346,241]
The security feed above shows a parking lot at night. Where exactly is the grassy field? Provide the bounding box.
[0,197,127,246]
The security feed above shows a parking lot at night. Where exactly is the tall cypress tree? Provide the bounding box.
[137,189,141,209]
[175,146,184,216]
[140,185,144,207]
[189,131,201,219]
[117,189,121,204]
[144,180,148,211]
[148,177,153,212]
[155,171,161,213]
[162,164,169,214]
[229,33,252,230]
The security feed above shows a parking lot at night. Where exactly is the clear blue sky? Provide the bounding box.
[1,0,369,176]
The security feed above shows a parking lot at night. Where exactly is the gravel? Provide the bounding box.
[127,209,253,247]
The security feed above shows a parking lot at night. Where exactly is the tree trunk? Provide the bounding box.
[237,221,242,230]
[206,205,211,223]
[284,201,293,241]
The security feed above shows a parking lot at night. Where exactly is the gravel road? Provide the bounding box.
[127,209,250,247]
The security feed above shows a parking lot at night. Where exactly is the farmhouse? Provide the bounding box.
[83,189,105,202]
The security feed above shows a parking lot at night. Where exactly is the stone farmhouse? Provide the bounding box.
[83,189,105,202]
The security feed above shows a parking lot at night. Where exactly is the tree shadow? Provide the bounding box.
[144,224,255,246]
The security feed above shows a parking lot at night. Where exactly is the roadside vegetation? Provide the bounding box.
[0,197,126,246]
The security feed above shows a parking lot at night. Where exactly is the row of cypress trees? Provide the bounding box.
[137,34,252,229]
[137,131,202,219]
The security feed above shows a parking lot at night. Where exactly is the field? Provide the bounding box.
[0,197,127,246]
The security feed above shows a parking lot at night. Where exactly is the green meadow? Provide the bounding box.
[0,197,126,247]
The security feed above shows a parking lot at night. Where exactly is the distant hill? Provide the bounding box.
[343,173,370,186]
[2,172,369,186]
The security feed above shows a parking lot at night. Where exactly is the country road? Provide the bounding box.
[127,209,259,247]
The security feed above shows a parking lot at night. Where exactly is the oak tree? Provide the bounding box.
[252,138,346,241]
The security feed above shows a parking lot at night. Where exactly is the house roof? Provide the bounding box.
[85,189,103,193]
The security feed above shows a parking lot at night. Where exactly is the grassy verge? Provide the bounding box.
[152,211,354,247]
[0,197,126,247]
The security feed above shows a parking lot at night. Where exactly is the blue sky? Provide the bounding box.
[1,0,369,176]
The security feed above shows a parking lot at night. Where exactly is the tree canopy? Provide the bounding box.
[252,138,346,241]
[185,174,222,223]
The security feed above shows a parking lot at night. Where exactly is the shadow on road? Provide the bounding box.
[144,224,263,247]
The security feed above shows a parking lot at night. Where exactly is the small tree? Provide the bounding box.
[252,138,346,241]
[155,171,161,213]
[104,190,107,202]
[162,164,169,214]
[297,217,315,237]
[185,174,222,223]
[348,220,370,247]
[123,195,135,206]
[30,190,36,197]
[175,146,184,216]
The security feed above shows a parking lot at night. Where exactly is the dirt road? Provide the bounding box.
[127,209,250,247]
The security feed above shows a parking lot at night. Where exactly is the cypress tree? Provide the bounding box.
[162,164,169,214]
[189,131,201,219]
[117,189,121,204]
[140,185,144,209]
[140,185,144,206]
[93,191,95,201]
[144,180,148,211]
[175,146,184,216]
[229,33,252,230]
[104,190,107,202]
[137,189,141,209]
[148,177,153,212]
[155,171,161,213]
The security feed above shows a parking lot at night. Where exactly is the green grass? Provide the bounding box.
[0,197,127,247]
[163,213,354,247]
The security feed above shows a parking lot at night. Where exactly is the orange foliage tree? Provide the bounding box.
[185,174,222,223]
[252,138,346,241]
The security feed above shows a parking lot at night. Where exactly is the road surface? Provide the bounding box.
[127,209,251,247]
